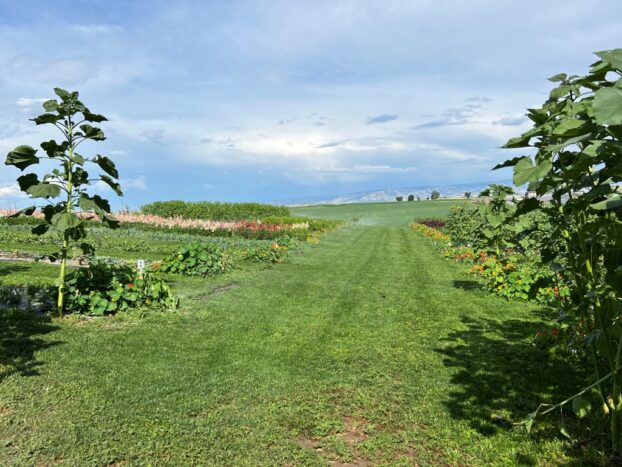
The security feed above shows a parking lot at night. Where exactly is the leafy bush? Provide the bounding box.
[407,194,415,201]
[64,261,178,316]
[395,196,403,202]
[160,242,231,277]
[445,203,483,246]
[431,190,440,199]
[141,200,289,220]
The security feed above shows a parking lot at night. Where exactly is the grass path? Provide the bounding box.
[0,217,588,465]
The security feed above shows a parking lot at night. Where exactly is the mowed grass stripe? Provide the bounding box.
[0,215,587,465]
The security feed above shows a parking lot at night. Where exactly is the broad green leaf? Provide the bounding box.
[42,99,59,112]
[79,124,106,141]
[548,73,567,82]
[71,153,85,165]
[100,175,123,196]
[560,427,571,440]
[590,194,622,210]
[593,87,622,126]
[78,194,111,214]
[51,212,81,230]
[595,48,622,71]
[27,182,61,199]
[31,113,62,125]
[82,109,108,123]
[8,205,36,218]
[40,139,68,158]
[53,87,70,100]
[492,156,528,171]
[16,173,39,191]
[5,145,39,170]
[503,134,533,149]
[101,212,120,229]
[513,158,552,186]
[93,155,119,178]
[31,223,49,235]
[552,118,586,136]
[572,397,592,419]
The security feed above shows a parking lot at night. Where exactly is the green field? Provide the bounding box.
[0,201,597,465]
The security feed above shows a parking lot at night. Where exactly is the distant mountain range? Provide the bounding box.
[279,181,513,206]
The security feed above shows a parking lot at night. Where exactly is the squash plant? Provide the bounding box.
[4,88,122,316]
[495,49,622,451]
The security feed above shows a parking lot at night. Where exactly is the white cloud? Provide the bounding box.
[72,24,122,34]
[16,97,46,108]
[0,183,26,200]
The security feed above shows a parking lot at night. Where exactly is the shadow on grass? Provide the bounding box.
[0,309,60,383]
[0,263,30,277]
[452,280,481,291]
[437,315,587,436]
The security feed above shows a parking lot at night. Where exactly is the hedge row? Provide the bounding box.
[140,200,290,220]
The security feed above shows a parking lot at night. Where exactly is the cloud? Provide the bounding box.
[123,176,147,191]
[16,97,46,108]
[366,114,398,124]
[0,183,26,200]
[72,24,122,34]
[465,96,494,103]
[317,141,340,149]
[493,116,526,126]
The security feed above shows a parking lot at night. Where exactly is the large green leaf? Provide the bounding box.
[78,194,111,214]
[40,139,68,158]
[548,73,567,82]
[82,109,108,123]
[42,99,59,112]
[31,113,62,125]
[100,175,123,196]
[93,155,119,178]
[5,145,39,170]
[595,49,622,71]
[593,87,622,126]
[590,194,622,210]
[79,124,106,141]
[513,157,552,186]
[552,118,587,136]
[51,212,81,231]
[53,87,70,100]
[27,182,61,199]
[572,397,592,419]
[492,156,528,171]
[8,205,36,218]
[16,173,40,191]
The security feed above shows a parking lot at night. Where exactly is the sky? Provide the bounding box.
[0,0,621,209]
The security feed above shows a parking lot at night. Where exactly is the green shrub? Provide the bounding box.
[445,203,483,246]
[64,261,178,316]
[141,200,290,220]
[160,242,231,277]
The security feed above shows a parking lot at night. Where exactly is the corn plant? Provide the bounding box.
[4,88,122,316]
[496,49,622,452]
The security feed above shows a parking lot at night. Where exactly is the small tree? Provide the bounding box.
[464,191,471,199]
[5,88,122,316]
[431,190,440,200]
[407,194,415,201]
[395,196,403,202]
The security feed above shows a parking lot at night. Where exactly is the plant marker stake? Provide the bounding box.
[137,259,145,279]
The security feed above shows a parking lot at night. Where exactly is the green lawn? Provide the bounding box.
[0,201,600,465]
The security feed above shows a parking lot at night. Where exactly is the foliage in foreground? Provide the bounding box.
[64,261,178,316]
[141,200,290,220]
[4,88,121,316]
[493,49,622,452]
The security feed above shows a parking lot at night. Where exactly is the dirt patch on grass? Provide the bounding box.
[336,417,369,445]
[0,406,16,417]
[197,283,240,300]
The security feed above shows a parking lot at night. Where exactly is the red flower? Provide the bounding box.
[128,283,135,288]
